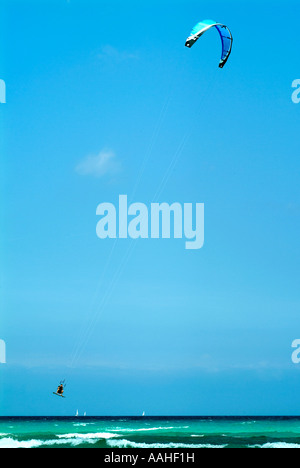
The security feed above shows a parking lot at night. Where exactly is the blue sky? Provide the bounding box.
[0,0,300,416]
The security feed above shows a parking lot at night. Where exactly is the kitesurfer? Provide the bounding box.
[57,383,64,395]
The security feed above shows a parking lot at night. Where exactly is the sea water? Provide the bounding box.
[1,417,300,448]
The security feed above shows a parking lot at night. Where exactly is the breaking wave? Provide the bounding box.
[250,442,300,449]
[106,438,226,449]
[0,432,118,448]
[112,426,189,433]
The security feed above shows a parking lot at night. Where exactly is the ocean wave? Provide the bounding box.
[112,426,188,433]
[250,442,300,449]
[0,432,118,449]
[57,432,118,440]
[0,438,45,449]
[106,439,226,449]
[0,436,107,449]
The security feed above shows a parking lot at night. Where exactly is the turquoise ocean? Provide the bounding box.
[1,417,300,448]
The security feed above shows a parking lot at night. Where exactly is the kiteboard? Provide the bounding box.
[53,392,66,398]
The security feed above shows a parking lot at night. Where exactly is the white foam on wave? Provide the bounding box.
[107,438,226,449]
[0,432,118,449]
[0,438,44,449]
[112,426,188,433]
[251,442,300,449]
[73,422,95,427]
[57,432,118,440]
[0,437,103,448]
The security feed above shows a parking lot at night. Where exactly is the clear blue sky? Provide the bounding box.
[0,0,300,416]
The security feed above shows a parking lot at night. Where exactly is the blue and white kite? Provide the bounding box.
[185,19,233,68]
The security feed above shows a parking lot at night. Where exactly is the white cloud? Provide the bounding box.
[75,149,121,178]
[98,45,139,62]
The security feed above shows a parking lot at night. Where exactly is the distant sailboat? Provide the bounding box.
[84,412,86,417]
[75,410,79,417]
[142,411,145,417]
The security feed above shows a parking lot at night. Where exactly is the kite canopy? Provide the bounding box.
[185,19,233,68]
